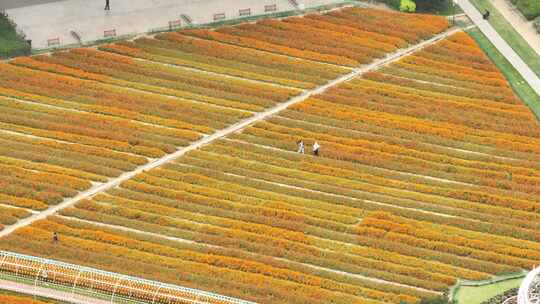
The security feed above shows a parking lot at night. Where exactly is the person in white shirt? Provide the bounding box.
[297,140,305,154]
[313,141,320,156]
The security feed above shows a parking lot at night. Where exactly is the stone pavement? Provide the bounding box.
[4,0,343,49]
[456,0,540,97]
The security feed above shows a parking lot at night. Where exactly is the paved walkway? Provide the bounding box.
[491,0,540,57]
[0,279,110,304]
[456,0,540,97]
[5,0,342,49]
[0,27,461,239]
[0,0,66,10]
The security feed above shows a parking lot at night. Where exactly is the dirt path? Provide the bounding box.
[57,215,441,296]
[0,27,462,239]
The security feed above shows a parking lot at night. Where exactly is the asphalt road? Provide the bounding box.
[0,0,66,10]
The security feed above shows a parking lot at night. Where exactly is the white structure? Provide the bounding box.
[518,267,540,304]
[0,251,255,304]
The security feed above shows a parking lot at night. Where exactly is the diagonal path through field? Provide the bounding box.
[0,27,462,239]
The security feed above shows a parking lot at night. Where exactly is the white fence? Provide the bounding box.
[0,251,256,304]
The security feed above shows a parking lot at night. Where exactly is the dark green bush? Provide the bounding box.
[0,14,31,58]
[516,0,540,20]
[534,16,540,33]
[420,297,448,304]
[380,0,401,10]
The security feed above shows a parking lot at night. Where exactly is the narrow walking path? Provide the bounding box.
[57,215,442,295]
[178,159,460,219]
[491,0,540,57]
[0,27,461,239]
[456,0,540,96]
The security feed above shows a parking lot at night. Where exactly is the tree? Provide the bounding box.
[400,0,417,12]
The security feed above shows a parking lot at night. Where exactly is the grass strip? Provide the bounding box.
[467,27,540,119]
[455,277,522,304]
[470,0,540,78]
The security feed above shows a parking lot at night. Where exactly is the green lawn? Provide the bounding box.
[467,28,540,119]
[455,278,522,304]
[0,14,30,58]
[469,0,540,78]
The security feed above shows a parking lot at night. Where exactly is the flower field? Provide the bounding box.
[0,7,448,220]
[0,293,57,304]
[3,22,540,304]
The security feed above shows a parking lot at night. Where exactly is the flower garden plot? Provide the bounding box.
[0,6,458,304]
[0,293,58,304]
[0,7,448,219]
[180,7,448,68]
[5,30,540,304]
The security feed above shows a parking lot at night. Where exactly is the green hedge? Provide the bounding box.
[0,14,30,58]
[535,16,540,33]
[515,0,540,20]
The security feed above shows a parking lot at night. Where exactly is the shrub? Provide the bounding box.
[0,15,30,58]
[534,16,540,33]
[516,0,540,20]
[400,0,417,12]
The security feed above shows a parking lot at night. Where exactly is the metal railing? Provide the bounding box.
[0,251,256,304]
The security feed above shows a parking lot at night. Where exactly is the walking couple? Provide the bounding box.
[297,140,320,156]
